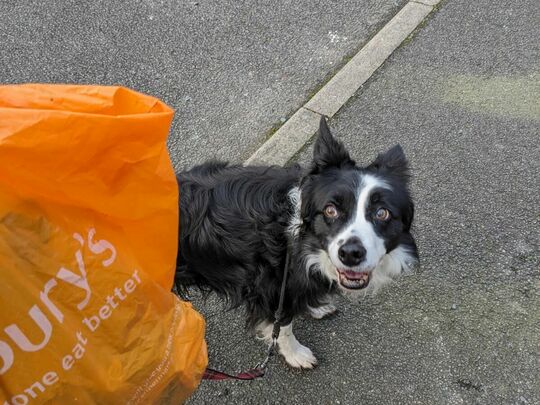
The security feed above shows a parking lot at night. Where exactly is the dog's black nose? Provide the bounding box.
[338,238,366,266]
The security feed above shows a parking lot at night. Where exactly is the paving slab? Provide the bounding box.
[0,0,408,170]
[190,0,539,403]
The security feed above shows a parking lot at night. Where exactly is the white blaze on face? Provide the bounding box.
[328,174,391,271]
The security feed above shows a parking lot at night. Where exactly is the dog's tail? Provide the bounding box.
[174,264,216,301]
[174,264,196,299]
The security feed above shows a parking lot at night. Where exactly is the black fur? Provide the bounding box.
[175,162,327,327]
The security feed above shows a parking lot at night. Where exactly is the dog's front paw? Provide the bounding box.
[308,303,337,319]
[280,341,318,369]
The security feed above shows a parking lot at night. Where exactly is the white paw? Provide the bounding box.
[280,341,318,369]
[308,303,337,319]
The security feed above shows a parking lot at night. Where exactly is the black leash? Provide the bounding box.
[175,249,291,381]
[252,248,290,373]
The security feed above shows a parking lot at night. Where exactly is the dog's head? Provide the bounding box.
[297,117,418,293]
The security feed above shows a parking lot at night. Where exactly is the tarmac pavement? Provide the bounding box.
[0,0,407,169]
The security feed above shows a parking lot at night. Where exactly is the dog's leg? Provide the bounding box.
[307,300,337,319]
[277,323,318,369]
[256,321,317,369]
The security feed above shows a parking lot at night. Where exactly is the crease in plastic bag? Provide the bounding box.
[0,84,207,404]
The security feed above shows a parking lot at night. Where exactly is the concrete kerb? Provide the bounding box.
[411,0,442,6]
[245,0,441,167]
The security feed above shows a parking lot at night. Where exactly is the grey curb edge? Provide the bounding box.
[245,0,441,166]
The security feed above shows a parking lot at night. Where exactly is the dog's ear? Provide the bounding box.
[311,117,355,174]
[367,144,410,182]
[403,200,414,232]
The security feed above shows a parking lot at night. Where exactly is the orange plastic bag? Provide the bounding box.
[0,85,207,404]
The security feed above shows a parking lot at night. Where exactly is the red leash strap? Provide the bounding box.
[202,367,266,381]
[202,330,278,381]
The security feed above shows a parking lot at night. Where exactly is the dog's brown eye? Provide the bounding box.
[375,208,390,221]
[324,204,339,219]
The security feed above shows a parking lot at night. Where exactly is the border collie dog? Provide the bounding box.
[176,117,418,368]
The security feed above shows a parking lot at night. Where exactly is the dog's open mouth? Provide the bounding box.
[337,269,371,290]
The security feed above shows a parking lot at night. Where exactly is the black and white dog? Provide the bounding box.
[176,117,418,368]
